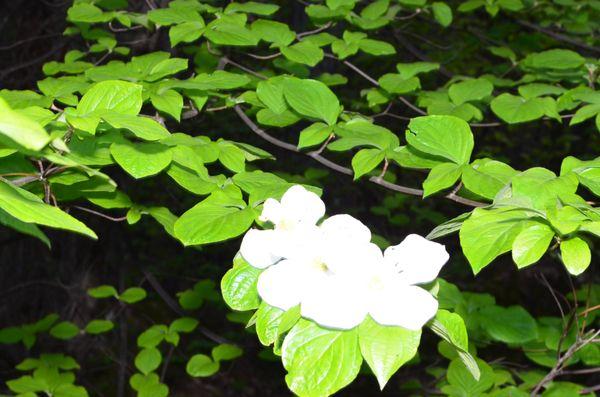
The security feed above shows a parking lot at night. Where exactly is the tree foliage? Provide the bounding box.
[0,0,599,396]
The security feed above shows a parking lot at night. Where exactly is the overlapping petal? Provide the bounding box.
[257,259,311,311]
[301,275,369,329]
[383,234,449,285]
[368,281,439,330]
[240,229,282,269]
[260,185,325,229]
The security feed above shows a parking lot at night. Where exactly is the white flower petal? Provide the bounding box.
[368,281,438,330]
[383,234,449,285]
[280,185,325,226]
[322,242,383,278]
[257,260,310,310]
[301,275,368,330]
[240,229,282,269]
[259,198,282,224]
[320,214,371,244]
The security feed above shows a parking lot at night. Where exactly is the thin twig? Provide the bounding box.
[142,270,231,345]
[531,329,600,396]
[0,32,60,51]
[517,20,600,54]
[297,22,333,39]
[72,206,127,222]
[246,52,281,60]
[221,57,269,80]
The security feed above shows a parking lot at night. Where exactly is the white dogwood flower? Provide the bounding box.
[258,229,449,330]
[240,185,325,269]
[257,215,381,329]
[238,184,449,331]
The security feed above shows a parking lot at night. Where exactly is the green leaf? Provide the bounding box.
[459,208,533,274]
[351,148,385,179]
[281,41,324,67]
[102,113,170,141]
[298,122,333,149]
[212,344,243,362]
[560,236,591,275]
[461,159,517,200]
[256,77,288,114]
[77,80,143,116]
[138,325,168,348]
[169,317,199,334]
[255,303,285,346]
[119,287,147,304]
[50,321,80,340]
[431,310,468,351]
[479,305,538,344]
[148,6,203,25]
[423,162,463,197]
[225,1,280,15]
[448,78,493,105]
[445,358,495,396]
[251,19,295,47]
[0,181,96,238]
[331,119,399,151]
[221,256,262,311]
[150,90,183,121]
[174,191,256,246]
[204,20,259,46]
[0,97,50,151]
[85,319,114,335]
[169,21,205,47]
[282,320,362,397]
[358,316,421,389]
[406,115,474,164]
[88,285,118,299]
[396,62,439,79]
[67,3,111,23]
[256,108,300,127]
[186,354,219,377]
[283,78,341,125]
[0,327,23,344]
[358,39,396,56]
[491,94,558,124]
[110,141,172,179]
[6,376,46,393]
[542,382,587,397]
[512,223,555,268]
[522,49,585,70]
[429,310,480,380]
[432,2,453,27]
[135,348,162,376]
[378,74,421,94]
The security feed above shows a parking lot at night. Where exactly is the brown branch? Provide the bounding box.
[517,20,600,54]
[233,105,485,207]
[71,206,127,222]
[530,329,600,396]
[324,53,428,115]
[246,52,281,60]
[297,21,333,39]
[0,32,60,51]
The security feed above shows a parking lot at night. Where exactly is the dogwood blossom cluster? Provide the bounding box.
[239,185,449,330]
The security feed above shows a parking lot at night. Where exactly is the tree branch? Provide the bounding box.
[517,20,600,54]
[233,105,485,207]
[142,269,232,345]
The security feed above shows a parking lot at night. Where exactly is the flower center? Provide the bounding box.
[310,258,331,274]
[368,275,385,291]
